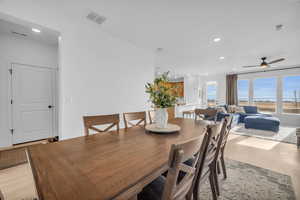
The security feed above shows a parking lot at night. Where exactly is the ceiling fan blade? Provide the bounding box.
[268,58,285,64]
[242,65,260,68]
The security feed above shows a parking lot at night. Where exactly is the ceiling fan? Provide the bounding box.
[242,57,285,68]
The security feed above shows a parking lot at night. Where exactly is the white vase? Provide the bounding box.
[155,108,168,128]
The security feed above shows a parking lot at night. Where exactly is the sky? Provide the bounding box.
[237,76,300,102]
[207,84,217,100]
[207,76,300,102]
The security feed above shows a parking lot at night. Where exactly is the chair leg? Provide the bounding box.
[220,155,227,179]
[217,161,221,174]
[212,168,220,196]
[209,174,218,200]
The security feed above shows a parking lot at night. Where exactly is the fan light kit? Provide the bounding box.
[213,37,221,42]
[32,28,41,33]
[243,57,285,68]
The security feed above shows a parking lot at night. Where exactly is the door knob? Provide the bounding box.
[48,105,53,109]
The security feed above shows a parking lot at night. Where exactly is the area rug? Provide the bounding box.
[199,159,296,200]
[231,124,297,144]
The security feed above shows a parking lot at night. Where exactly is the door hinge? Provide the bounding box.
[10,129,14,135]
[9,68,12,75]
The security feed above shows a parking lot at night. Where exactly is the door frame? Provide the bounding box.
[8,62,58,144]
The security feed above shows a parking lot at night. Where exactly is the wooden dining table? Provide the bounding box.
[27,118,207,200]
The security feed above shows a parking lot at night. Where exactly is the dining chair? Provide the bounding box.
[218,115,233,179]
[123,111,146,128]
[192,118,228,200]
[194,108,218,121]
[0,189,4,200]
[83,114,120,136]
[148,110,155,124]
[138,126,213,200]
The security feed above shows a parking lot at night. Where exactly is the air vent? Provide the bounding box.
[11,31,27,37]
[275,24,283,31]
[86,12,106,25]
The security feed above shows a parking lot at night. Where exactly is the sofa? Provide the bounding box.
[215,105,280,132]
[244,116,280,132]
[238,106,271,123]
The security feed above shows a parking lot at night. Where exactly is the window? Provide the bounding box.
[206,82,217,107]
[237,79,249,106]
[282,76,300,114]
[253,77,277,113]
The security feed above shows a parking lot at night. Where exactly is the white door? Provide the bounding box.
[11,63,55,144]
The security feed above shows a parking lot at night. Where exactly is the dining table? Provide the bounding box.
[27,118,207,200]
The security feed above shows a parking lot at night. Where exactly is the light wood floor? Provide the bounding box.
[226,134,300,200]
[0,134,299,200]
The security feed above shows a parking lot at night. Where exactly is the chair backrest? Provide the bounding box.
[123,111,146,128]
[220,115,233,150]
[161,131,210,200]
[194,108,217,120]
[192,121,226,197]
[0,189,4,200]
[148,110,155,124]
[83,114,120,136]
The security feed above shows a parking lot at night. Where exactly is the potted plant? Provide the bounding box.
[145,72,178,128]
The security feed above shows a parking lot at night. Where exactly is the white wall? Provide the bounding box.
[0,33,58,147]
[59,29,154,139]
[184,75,202,105]
[0,2,155,145]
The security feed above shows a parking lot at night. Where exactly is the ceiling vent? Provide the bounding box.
[86,12,106,25]
[275,24,284,31]
[11,31,27,37]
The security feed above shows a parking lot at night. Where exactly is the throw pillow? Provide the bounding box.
[235,106,245,113]
[216,106,227,113]
[227,105,237,113]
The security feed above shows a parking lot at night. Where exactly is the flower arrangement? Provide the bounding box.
[145,72,178,108]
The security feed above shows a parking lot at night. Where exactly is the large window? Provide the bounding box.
[253,77,277,113]
[207,82,217,107]
[282,76,300,114]
[237,79,249,106]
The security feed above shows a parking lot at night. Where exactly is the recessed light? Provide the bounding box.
[213,37,221,42]
[219,56,225,60]
[32,28,41,33]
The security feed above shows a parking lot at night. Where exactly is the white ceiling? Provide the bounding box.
[86,0,300,74]
[0,19,59,46]
[1,0,299,74]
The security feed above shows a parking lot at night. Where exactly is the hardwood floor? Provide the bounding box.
[0,134,299,200]
[226,134,300,200]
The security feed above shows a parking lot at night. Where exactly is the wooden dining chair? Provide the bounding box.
[138,128,212,200]
[148,110,155,124]
[192,119,228,200]
[194,108,217,121]
[0,189,4,200]
[123,111,146,128]
[218,115,233,179]
[83,114,120,136]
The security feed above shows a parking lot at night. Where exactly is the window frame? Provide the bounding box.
[238,73,300,115]
[237,79,250,106]
[206,81,218,107]
[252,76,278,114]
[281,75,300,115]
